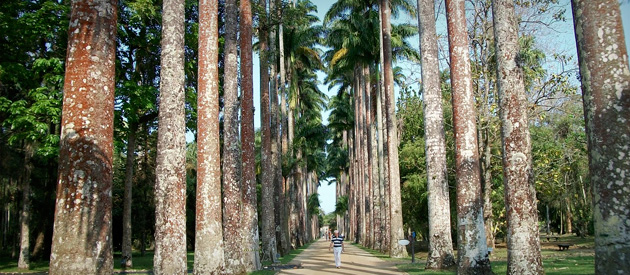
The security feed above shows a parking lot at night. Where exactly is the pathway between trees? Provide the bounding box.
[278,238,407,275]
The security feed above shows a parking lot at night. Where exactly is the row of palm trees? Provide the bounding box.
[327,0,630,274]
[47,0,331,273]
[35,0,630,273]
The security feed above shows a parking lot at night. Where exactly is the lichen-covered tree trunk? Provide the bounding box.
[369,68,382,251]
[122,123,137,268]
[571,0,630,273]
[416,0,455,269]
[361,65,371,248]
[222,0,245,273]
[354,70,365,245]
[480,130,495,249]
[194,0,224,273]
[153,0,187,272]
[381,0,406,258]
[278,14,291,256]
[378,11,391,253]
[240,0,261,270]
[491,0,543,273]
[365,66,375,249]
[259,0,277,263]
[49,0,117,272]
[446,0,491,273]
[18,143,33,270]
[348,132,356,242]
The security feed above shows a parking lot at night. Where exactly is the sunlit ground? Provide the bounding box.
[358,234,595,275]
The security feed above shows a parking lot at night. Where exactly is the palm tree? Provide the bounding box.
[258,0,278,264]
[571,0,630,273]
[417,0,455,269]
[491,0,543,273]
[222,0,245,273]
[445,0,491,273]
[279,0,324,253]
[194,0,224,272]
[153,0,188,272]
[240,0,261,270]
[324,0,417,251]
[381,0,407,258]
[49,0,117,273]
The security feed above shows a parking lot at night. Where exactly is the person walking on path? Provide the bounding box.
[328,230,345,268]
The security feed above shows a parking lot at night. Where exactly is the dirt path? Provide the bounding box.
[278,238,407,275]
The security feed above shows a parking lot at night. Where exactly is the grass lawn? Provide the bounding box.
[0,243,313,274]
[0,254,49,273]
[355,234,595,275]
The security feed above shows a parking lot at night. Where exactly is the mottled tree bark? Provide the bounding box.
[278,9,291,255]
[480,130,495,249]
[49,0,117,272]
[381,0,407,258]
[259,0,277,264]
[363,65,374,249]
[378,10,391,253]
[240,0,261,270]
[369,67,381,251]
[194,0,224,273]
[446,0,491,273]
[153,0,187,272]
[122,123,137,268]
[354,70,364,244]
[491,0,543,273]
[417,0,456,269]
[18,143,33,269]
[348,132,356,242]
[354,64,369,247]
[571,0,630,273]
[222,0,245,273]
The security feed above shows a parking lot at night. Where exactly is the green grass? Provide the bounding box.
[249,241,315,275]
[112,251,194,273]
[0,254,49,273]
[0,251,194,274]
[353,235,595,275]
[395,256,594,275]
[1,243,311,275]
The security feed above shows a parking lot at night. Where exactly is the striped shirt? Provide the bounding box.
[331,236,344,247]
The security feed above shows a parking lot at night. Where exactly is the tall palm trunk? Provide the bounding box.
[278,11,291,255]
[480,129,495,249]
[194,0,224,272]
[491,0,543,273]
[348,131,356,242]
[49,0,117,272]
[122,123,137,268]
[18,143,34,269]
[154,0,187,272]
[259,0,277,263]
[378,10,390,253]
[571,0,630,273]
[357,65,371,247]
[303,163,309,242]
[417,0,455,269]
[240,0,261,270]
[369,66,381,251]
[381,0,407,258]
[446,0,491,273]
[364,65,374,249]
[354,68,365,244]
[222,0,245,272]
[342,130,350,236]
[268,0,283,252]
